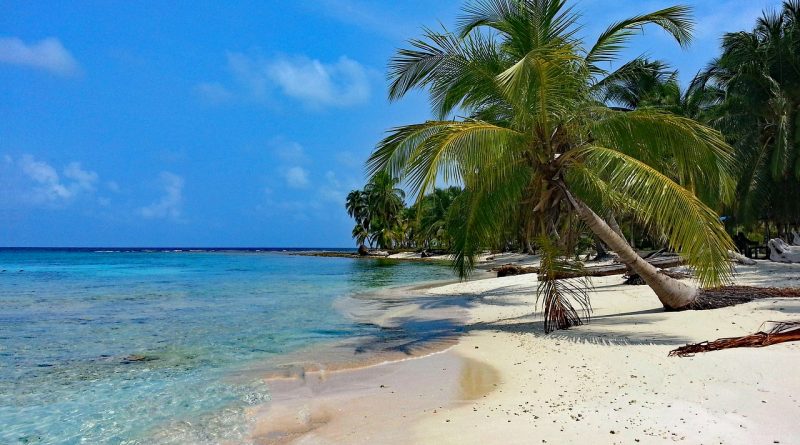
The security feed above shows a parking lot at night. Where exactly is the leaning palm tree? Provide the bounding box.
[367,0,736,331]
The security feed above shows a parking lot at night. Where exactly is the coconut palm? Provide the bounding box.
[363,171,406,248]
[419,186,461,249]
[346,189,371,248]
[601,59,721,121]
[706,0,800,229]
[346,171,407,249]
[367,0,736,331]
[599,60,727,210]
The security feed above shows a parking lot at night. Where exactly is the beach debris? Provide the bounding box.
[495,264,538,277]
[669,321,800,357]
[689,286,800,310]
[490,254,687,280]
[768,238,800,263]
[728,249,757,265]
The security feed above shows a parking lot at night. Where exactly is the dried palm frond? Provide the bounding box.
[669,321,800,357]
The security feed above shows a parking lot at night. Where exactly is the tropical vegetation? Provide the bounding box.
[346,172,462,250]
[345,0,800,332]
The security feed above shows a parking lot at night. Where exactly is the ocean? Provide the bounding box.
[0,248,456,444]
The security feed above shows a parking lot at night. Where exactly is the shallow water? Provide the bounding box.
[0,249,455,444]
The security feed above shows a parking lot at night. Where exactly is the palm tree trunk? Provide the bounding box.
[559,183,698,309]
[606,212,625,240]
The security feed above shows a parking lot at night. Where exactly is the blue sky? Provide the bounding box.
[0,0,779,247]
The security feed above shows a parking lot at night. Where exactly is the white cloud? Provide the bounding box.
[15,155,98,203]
[0,37,80,76]
[200,53,372,108]
[284,166,310,188]
[139,172,184,220]
[266,55,370,107]
[63,162,98,192]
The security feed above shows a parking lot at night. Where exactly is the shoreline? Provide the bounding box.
[248,257,800,444]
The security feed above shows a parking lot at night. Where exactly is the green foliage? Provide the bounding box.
[703,0,800,226]
[345,172,405,249]
[535,236,592,333]
[358,0,746,331]
[346,174,462,250]
[369,0,736,297]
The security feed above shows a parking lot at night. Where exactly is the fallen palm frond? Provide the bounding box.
[536,237,593,333]
[669,321,800,357]
[690,286,800,310]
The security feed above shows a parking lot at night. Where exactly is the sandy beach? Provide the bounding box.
[252,257,800,445]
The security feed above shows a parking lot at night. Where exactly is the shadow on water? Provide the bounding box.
[352,317,466,356]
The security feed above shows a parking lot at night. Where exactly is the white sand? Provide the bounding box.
[255,259,800,444]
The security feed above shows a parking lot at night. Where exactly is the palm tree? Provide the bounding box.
[601,59,721,121]
[346,190,370,248]
[346,173,407,249]
[419,186,461,249]
[706,0,800,230]
[368,0,736,331]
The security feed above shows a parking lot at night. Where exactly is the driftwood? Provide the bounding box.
[492,255,685,279]
[495,264,538,277]
[669,321,800,357]
[728,249,757,265]
[688,286,800,310]
[769,238,800,263]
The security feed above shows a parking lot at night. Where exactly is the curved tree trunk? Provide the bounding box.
[559,184,698,309]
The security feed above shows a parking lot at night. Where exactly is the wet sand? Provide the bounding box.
[249,351,498,444]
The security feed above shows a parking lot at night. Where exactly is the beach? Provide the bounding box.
[253,257,800,444]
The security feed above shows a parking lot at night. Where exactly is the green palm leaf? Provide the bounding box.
[572,146,735,287]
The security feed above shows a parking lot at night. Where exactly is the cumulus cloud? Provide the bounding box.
[139,172,184,220]
[284,166,310,188]
[199,53,371,108]
[15,155,98,203]
[0,37,80,76]
[64,162,98,192]
[266,55,370,107]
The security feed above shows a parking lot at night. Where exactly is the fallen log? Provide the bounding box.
[495,264,538,277]
[669,321,800,357]
[491,255,685,279]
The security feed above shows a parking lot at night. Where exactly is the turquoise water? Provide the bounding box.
[0,249,455,444]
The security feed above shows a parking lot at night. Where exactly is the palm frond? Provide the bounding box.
[449,165,531,277]
[536,235,592,333]
[590,108,736,206]
[586,5,693,73]
[573,146,735,288]
[368,120,526,199]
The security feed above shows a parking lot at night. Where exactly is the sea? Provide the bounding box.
[0,248,456,444]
